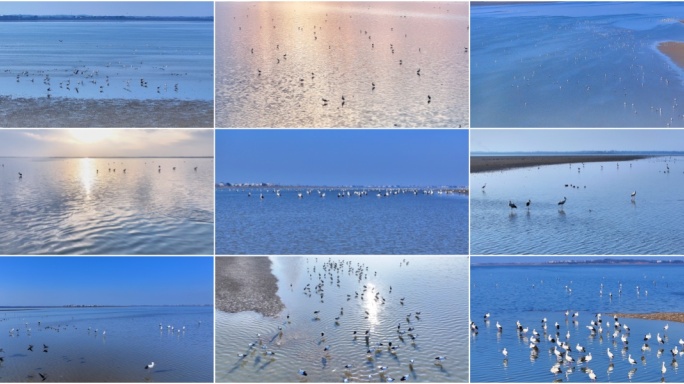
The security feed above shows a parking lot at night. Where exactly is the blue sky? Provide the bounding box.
[471,129,684,153]
[215,129,469,186]
[0,2,213,17]
[0,257,213,306]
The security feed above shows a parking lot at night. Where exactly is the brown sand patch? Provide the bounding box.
[0,96,213,127]
[658,41,684,70]
[613,312,684,324]
[215,257,285,317]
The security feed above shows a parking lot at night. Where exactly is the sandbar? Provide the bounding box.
[613,312,684,324]
[658,41,684,70]
[0,97,213,127]
[215,257,285,317]
[471,154,649,173]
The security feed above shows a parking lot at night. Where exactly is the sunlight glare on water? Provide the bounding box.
[216,2,469,128]
[216,256,469,382]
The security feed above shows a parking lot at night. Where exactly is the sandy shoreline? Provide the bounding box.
[658,41,684,70]
[614,312,684,324]
[0,97,214,127]
[215,257,285,317]
[471,154,650,173]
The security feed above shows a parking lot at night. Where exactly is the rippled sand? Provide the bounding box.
[216,257,285,317]
[0,97,214,127]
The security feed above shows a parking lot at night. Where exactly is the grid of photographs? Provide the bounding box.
[1,1,684,383]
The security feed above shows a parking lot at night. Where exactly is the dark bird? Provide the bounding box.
[558,197,567,209]
[39,373,46,381]
[427,95,431,104]
[526,199,531,209]
[28,345,33,351]
[509,200,517,210]
[18,172,22,178]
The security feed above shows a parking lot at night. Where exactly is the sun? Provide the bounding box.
[68,129,115,144]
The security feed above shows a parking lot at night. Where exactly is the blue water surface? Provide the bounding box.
[471,262,684,382]
[0,20,213,100]
[0,306,213,382]
[216,189,468,255]
[471,2,684,127]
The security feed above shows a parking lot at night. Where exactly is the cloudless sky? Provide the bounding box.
[216,130,469,186]
[471,129,684,153]
[0,2,213,17]
[0,257,213,306]
[0,129,213,158]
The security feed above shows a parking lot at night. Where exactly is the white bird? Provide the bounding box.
[550,364,562,375]
[657,333,664,344]
[145,362,155,369]
[662,361,667,376]
[588,369,597,381]
[580,352,592,365]
[607,348,614,360]
[628,354,636,365]
[631,191,636,200]
[502,348,508,358]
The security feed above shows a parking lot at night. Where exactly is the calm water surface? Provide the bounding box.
[0,158,213,255]
[471,156,684,254]
[216,2,469,127]
[0,21,213,100]
[216,189,468,255]
[216,256,469,382]
[471,263,684,382]
[0,20,213,127]
[471,2,684,127]
[0,306,213,382]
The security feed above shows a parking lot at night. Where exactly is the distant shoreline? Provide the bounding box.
[216,185,468,194]
[472,260,684,267]
[614,312,684,324]
[470,154,650,173]
[0,15,212,22]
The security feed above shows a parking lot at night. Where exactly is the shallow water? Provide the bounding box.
[216,256,469,382]
[0,157,214,255]
[471,156,684,255]
[471,2,684,127]
[215,2,469,128]
[0,306,213,382]
[0,20,213,101]
[215,189,468,255]
[471,263,684,382]
[0,20,214,127]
